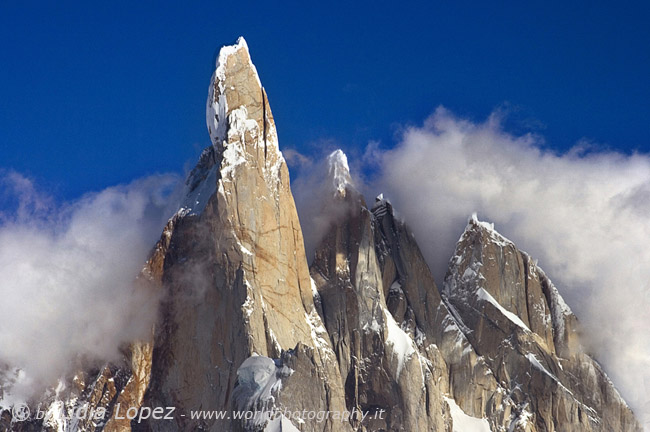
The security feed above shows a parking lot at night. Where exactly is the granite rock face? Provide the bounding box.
[0,38,641,432]
[371,197,507,424]
[133,37,348,431]
[309,158,449,432]
[442,216,641,432]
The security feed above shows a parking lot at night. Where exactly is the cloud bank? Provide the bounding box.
[375,107,650,425]
[0,172,179,403]
[292,106,650,426]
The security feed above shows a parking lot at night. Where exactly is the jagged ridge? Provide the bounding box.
[0,39,641,432]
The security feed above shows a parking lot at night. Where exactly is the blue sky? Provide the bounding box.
[2,2,650,417]
[1,1,648,201]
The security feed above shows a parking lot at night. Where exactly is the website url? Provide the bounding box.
[10,402,385,424]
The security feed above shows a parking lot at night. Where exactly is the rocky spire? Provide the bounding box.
[311,150,452,431]
[102,38,348,431]
[326,149,353,196]
[3,39,641,432]
[443,214,641,431]
[184,36,283,216]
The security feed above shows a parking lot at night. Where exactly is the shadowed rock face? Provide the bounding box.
[442,216,642,432]
[310,185,450,432]
[1,39,641,432]
[1,37,348,432]
[371,198,509,426]
[132,37,349,431]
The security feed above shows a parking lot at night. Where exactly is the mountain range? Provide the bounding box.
[0,37,642,432]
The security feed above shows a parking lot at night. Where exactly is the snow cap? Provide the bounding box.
[327,149,353,196]
[206,36,261,147]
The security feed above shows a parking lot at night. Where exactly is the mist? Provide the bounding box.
[2,105,647,425]
[288,148,360,262]
[0,171,179,403]
[291,107,650,426]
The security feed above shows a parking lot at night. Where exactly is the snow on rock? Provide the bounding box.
[233,355,292,411]
[305,310,334,360]
[220,106,256,178]
[383,309,416,377]
[43,401,69,432]
[389,280,404,295]
[441,312,473,354]
[443,301,472,336]
[206,37,258,147]
[467,212,512,247]
[233,355,293,430]
[535,266,574,342]
[183,36,282,217]
[476,288,531,332]
[526,353,578,398]
[507,408,533,432]
[526,353,558,382]
[362,318,382,333]
[445,396,493,432]
[192,38,258,217]
[41,379,68,432]
[192,36,286,218]
[327,149,352,195]
[372,194,390,219]
[310,277,320,301]
[181,161,219,216]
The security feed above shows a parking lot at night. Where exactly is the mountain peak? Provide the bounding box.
[205,36,263,149]
[463,212,513,248]
[4,39,640,432]
[326,149,352,196]
[183,38,283,215]
[467,212,493,232]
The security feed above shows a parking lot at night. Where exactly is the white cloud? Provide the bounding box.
[289,149,361,261]
[361,106,650,425]
[0,172,179,402]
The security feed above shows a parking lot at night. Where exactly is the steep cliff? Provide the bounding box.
[134,37,349,431]
[0,38,641,432]
[442,215,641,431]
[309,151,451,432]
